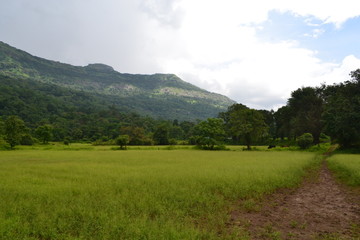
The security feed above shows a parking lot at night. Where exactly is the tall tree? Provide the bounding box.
[323,69,360,148]
[258,109,276,140]
[274,106,292,140]
[4,115,26,149]
[219,103,248,143]
[287,87,323,144]
[120,126,148,145]
[223,104,268,150]
[193,118,225,150]
[0,118,4,136]
[153,124,170,145]
[169,125,184,140]
[35,124,53,144]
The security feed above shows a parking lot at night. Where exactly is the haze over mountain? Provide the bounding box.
[0,41,235,121]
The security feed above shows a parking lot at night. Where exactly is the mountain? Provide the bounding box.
[0,41,235,121]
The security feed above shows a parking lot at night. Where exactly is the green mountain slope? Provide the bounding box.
[0,41,235,121]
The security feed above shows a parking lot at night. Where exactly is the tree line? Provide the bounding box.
[1,69,360,150]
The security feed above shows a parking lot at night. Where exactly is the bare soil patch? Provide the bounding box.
[229,159,360,240]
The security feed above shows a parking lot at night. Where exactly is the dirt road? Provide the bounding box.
[229,159,360,240]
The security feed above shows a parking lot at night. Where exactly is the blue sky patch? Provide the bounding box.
[256,10,360,63]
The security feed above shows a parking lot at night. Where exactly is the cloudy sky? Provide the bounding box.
[1,0,360,109]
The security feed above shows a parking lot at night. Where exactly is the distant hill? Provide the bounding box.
[0,41,235,121]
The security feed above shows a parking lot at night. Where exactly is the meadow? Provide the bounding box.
[328,154,360,187]
[0,148,320,240]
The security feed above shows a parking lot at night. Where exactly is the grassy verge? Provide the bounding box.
[0,150,318,239]
[328,154,360,187]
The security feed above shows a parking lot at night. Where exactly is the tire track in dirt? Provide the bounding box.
[229,157,360,240]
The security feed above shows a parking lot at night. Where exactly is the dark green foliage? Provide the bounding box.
[322,69,360,148]
[119,126,154,145]
[273,106,293,140]
[195,137,225,150]
[168,138,177,145]
[20,133,35,145]
[221,104,268,150]
[179,121,196,139]
[35,124,53,144]
[4,115,26,149]
[0,118,4,136]
[287,87,323,144]
[63,137,71,146]
[193,118,225,150]
[297,133,314,149]
[116,135,130,149]
[169,125,184,140]
[319,133,331,143]
[153,124,170,145]
[258,109,276,140]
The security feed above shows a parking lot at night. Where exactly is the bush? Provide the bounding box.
[168,138,177,145]
[92,139,115,146]
[0,137,10,150]
[319,133,331,143]
[141,137,154,146]
[297,133,314,149]
[188,136,200,145]
[63,137,71,145]
[194,136,226,150]
[20,134,35,146]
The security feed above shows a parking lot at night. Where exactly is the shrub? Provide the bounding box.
[319,133,331,143]
[141,137,154,146]
[168,138,177,145]
[20,134,35,146]
[63,137,71,145]
[297,133,314,149]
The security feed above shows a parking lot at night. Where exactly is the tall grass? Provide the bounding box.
[328,154,360,186]
[0,150,318,240]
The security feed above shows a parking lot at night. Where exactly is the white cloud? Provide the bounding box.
[2,0,360,110]
[304,28,325,38]
[150,0,360,109]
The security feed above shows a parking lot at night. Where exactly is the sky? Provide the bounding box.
[1,0,360,110]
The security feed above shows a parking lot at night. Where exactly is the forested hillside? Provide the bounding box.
[1,41,360,150]
[0,41,235,121]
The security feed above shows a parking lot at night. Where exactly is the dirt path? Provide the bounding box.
[229,159,360,240]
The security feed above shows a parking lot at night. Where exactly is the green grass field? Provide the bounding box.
[328,154,360,187]
[0,149,320,240]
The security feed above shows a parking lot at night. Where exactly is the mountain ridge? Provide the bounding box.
[0,41,235,121]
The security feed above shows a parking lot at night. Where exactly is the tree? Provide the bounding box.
[0,118,4,136]
[226,104,268,150]
[193,118,225,150]
[120,126,149,145]
[274,106,292,140]
[323,69,360,148]
[35,124,53,144]
[71,128,83,141]
[179,121,195,139]
[287,87,323,144]
[169,125,184,140]
[116,135,130,149]
[258,109,276,140]
[153,124,170,145]
[4,116,26,149]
